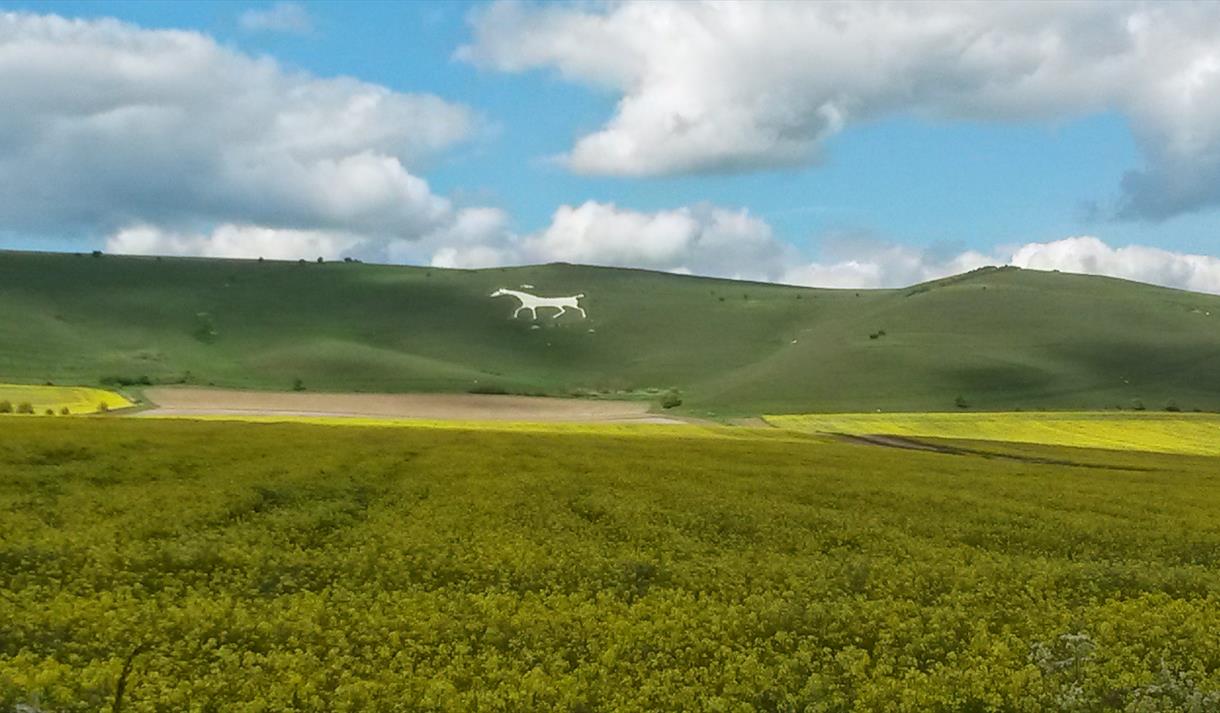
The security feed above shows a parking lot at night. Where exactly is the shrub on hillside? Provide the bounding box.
[193,312,218,343]
[660,390,683,409]
[97,402,109,413]
[16,402,34,414]
[100,375,152,387]
[0,400,11,413]
[292,378,306,392]
[468,384,509,395]
[955,395,970,409]
[60,407,70,416]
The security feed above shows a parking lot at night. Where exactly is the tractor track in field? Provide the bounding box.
[834,434,1156,471]
[135,387,695,425]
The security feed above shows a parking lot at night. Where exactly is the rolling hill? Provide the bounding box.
[2,249,1219,416]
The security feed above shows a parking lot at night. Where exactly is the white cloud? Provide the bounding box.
[462,1,1220,218]
[782,243,994,289]
[1010,236,1220,295]
[0,12,474,239]
[780,236,1220,295]
[239,2,313,35]
[104,209,1220,298]
[387,196,1220,295]
[424,201,796,281]
[390,207,516,268]
[107,224,363,261]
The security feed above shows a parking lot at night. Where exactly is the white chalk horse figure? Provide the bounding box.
[490,288,587,320]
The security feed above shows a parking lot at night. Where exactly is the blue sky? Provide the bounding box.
[1,1,1219,290]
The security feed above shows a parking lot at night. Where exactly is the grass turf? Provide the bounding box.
[3,250,1220,416]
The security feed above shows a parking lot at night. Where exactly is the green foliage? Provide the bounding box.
[468,383,509,395]
[291,377,306,392]
[659,390,682,409]
[192,312,218,344]
[100,375,152,387]
[15,402,33,414]
[3,251,1220,415]
[1,419,1219,711]
[0,400,10,414]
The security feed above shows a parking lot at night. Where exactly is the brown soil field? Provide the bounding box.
[138,387,688,424]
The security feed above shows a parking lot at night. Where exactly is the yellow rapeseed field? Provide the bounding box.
[766,410,1220,456]
[0,383,133,415]
[138,413,815,442]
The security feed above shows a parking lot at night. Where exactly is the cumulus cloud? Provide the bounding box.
[425,201,797,281]
[1010,236,1220,295]
[390,207,517,268]
[406,201,1220,294]
[0,12,473,240]
[780,236,1220,294]
[239,2,313,35]
[462,1,1220,218]
[782,241,994,289]
[107,224,363,261]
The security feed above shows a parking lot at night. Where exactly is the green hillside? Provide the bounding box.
[2,250,1220,415]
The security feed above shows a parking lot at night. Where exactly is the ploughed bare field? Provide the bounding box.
[138,387,687,424]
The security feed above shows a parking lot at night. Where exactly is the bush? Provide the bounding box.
[955,395,970,409]
[44,408,54,416]
[16,402,35,414]
[101,375,152,387]
[60,407,70,416]
[660,390,683,409]
[468,384,509,395]
[1165,401,1182,412]
[97,402,109,413]
[0,400,11,413]
[193,312,218,344]
[292,378,306,392]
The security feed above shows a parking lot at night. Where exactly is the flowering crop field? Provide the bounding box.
[766,411,1220,456]
[2,418,1219,711]
[0,384,131,415]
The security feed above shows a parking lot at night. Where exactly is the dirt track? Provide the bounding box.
[138,387,687,424]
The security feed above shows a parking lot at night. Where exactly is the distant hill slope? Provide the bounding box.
[2,250,1220,415]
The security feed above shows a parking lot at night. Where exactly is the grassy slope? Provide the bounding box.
[2,250,1220,415]
[2,419,1219,710]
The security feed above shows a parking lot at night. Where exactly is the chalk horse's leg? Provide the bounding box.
[574,305,587,318]
[513,305,526,318]
[553,306,566,318]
